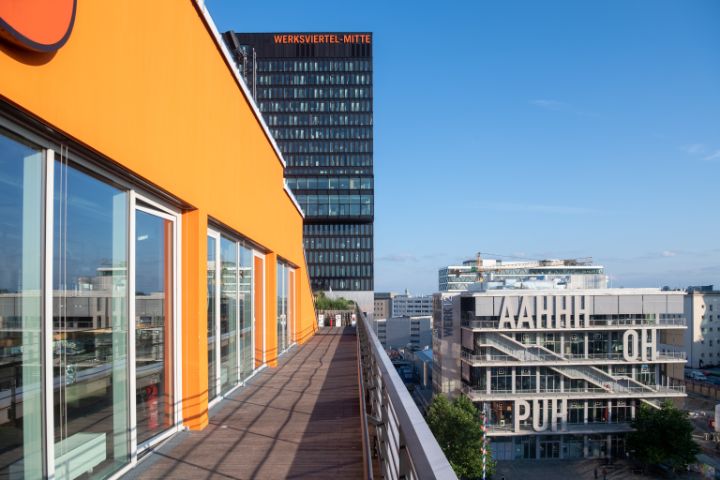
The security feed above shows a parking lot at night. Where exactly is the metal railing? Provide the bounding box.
[463,384,686,399]
[461,351,687,363]
[357,313,457,480]
[463,317,687,329]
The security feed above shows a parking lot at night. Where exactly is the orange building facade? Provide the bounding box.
[0,1,316,479]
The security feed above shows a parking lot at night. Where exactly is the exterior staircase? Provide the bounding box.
[476,333,656,395]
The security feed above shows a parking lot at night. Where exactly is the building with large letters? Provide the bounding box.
[435,288,687,460]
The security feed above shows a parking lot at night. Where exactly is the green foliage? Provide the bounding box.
[627,401,699,471]
[314,291,355,310]
[426,395,495,479]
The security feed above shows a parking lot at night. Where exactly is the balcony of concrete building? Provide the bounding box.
[125,319,455,479]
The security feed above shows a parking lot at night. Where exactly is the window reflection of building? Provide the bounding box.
[207,233,255,403]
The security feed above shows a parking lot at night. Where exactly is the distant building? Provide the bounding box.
[222,32,375,306]
[373,316,432,350]
[432,292,463,398]
[374,292,395,320]
[434,284,687,461]
[684,286,720,368]
[392,293,433,317]
[439,256,608,292]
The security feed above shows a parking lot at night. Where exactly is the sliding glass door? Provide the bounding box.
[0,120,182,479]
[134,207,175,445]
[207,231,255,404]
[276,261,295,355]
[53,159,130,479]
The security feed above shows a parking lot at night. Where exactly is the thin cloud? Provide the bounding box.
[475,201,606,215]
[681,143,706,155]
[530,99,598,117]
[531,99,567,111]
[680,143,720,161]
[704,150,720,161]
[661,250,677,258]
[377,253,418,263]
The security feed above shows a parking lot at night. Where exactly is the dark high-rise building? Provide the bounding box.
[223,32,374,302]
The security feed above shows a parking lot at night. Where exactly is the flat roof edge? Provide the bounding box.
[192,1,287,171]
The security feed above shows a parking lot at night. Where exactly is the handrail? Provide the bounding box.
[357,312,458,480]
[463,384,686,396]
[357,318,374,479]
[464,317,687,329]
[461,351,687,362]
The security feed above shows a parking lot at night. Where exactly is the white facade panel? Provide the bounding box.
[593,295,618,315]
[642,295,667,314]
[618,295,642,314]
[667,294,684,314]
[475,297,494,316]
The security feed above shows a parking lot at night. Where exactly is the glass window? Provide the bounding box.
[0,132,43,478]
[515,367,536,391]
[207,236,217,400]
[220,237,238,393]
[277,262,287,354]
[239,245,253,381]
[53,161,130,478]
[135,209,174,443]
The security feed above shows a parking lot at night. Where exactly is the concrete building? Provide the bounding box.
[684,285,720,369]
[392,293,433,317]
[374,292,396,320]
[373,316,432,351]
[440,256,608,292]
[434,288,687,461]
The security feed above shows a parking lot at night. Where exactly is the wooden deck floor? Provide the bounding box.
[127,327,363,479]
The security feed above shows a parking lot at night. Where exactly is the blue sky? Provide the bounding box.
[207,0,720,294]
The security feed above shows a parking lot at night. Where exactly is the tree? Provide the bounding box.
[627,401,699,472]
[314,291,355,310]
[426,395,495,479]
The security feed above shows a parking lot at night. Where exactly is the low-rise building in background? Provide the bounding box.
[373,316,432,351]
[392,292,434,317]
[374,291,395,320]
[684,285,720,369]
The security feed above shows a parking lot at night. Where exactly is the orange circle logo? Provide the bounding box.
[0,0,77,52]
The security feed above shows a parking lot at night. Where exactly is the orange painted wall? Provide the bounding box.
[0,0,317,430]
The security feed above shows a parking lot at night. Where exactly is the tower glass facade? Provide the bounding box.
[223,32,374,293]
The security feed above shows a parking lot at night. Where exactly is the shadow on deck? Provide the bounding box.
[125,327,363,479]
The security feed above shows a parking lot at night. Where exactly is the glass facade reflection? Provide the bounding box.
[208,232,255,402]
[223,32,374,293]
[220,237,238,393]
[276,261,293,354]
[239,245,253,381]
[53,161,130,479]
[135,210,174,444]
[0,130,43,478]
[207,237,217,400]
